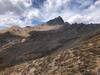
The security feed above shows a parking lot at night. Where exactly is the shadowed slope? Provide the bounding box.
[0,16,100,75]
[0,23,100,71]
[0,25,100,75]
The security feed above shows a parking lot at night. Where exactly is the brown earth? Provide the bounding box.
[0,17,100,75]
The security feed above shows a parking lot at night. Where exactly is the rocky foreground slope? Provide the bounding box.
[0,17,100,75]
[0,31,100,75]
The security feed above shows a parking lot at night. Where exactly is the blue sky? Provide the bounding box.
[0,0,100,28]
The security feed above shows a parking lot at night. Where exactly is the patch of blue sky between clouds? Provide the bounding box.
[0,24,8,29]
[32,0,46,8]
[69,0,96,11]
[32,19,44,25]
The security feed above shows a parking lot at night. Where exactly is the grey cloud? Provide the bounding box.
[0,0,31,15]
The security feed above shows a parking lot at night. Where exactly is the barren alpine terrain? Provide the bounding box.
[0,17,100,75]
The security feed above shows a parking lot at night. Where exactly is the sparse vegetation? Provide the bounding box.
[0,22,100,75]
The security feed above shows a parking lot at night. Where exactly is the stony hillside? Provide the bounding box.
[0,17,100,75]
[0,26,100,75]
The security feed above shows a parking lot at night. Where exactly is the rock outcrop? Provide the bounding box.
[46,16,64,25]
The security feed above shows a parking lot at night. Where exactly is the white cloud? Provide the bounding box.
[26,0,100,24]
[0,0,31,15]
[69,0,100,24]
[0,0,100,27]
[0,0,32,27]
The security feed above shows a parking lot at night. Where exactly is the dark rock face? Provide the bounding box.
[46,16,64,25]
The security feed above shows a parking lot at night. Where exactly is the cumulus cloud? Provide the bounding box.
[0,0,32,15]
[33,0,100,23]
[0,0,100,27]
[68,0,100,23]
[22,0,100,23]
[0,0,32,27]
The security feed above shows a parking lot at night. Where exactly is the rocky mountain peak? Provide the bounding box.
[46,16,64,25]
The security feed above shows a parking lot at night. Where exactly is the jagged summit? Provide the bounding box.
[46,16,64,25]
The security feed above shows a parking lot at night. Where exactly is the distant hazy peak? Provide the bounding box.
[46,16,64,25]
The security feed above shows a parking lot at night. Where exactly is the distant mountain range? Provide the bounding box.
[0,16,100,75]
